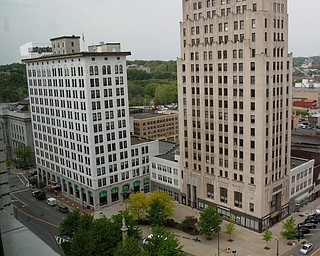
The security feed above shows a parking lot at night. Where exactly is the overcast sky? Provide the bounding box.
[0,0,319,65]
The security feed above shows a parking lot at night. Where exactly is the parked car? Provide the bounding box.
[58,204,69,213]
[304,218,319,224]
[299,243,313,255]
[306,213,320,221]
[297,227,310,234]
[32,190,46,200]
[295,232,305,240]
[46,198,57,206]
[298,223,316,229]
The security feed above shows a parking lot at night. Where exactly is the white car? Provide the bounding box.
[300,243,313,255]
[46,197,57,206]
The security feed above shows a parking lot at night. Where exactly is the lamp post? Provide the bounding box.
[275,237,279,256]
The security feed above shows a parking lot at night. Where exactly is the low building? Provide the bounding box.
[150,143,180,202]
[131,112,179,142]
[292,98,317,109]
[289,157,314,213]
[0,100,35,167]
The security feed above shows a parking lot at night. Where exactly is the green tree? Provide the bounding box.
[153,84,178,105]
[225,216,235,241]
[126,192,148,220]
[295,109,310,117]
[198,206,222,239]
[280,217,297,240]
[59,208,82,238]
[148,190,175,218]
[114,237,142,256]
[13,144,31,169]
[143,226,185,256]
[262,229,273,248]
[147,198,167,227]
[70,229,94,256]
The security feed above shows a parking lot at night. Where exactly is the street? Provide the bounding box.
[9,173,65,255]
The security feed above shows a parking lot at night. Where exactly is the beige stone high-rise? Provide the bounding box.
[178,0,292,232]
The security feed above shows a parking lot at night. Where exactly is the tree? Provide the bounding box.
[225,216,235,241]
[126,192,148,220]
[147,198,167,227]
[198,206,222,239]
[295,109,310,117]
[148,190,175,218]
[59,208,82,238]
[143,226,185,256]
[114,237,142,256]
[262,229,273,249]
[13,144,31,169]
[280,217,297,240]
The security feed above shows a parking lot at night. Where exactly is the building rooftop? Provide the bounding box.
[130,135,153,146]
[22,51,131,62]
[156,143,179,162]
[131,113,167,119]
[290,157,309,169]
[0,210,60,256]
[50,35,80,41]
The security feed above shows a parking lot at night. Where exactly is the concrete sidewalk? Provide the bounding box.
[96,198,320,256]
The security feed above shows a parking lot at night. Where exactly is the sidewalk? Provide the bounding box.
[97,198,320,256]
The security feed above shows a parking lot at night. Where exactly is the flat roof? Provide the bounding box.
[130,135,153,145]
[131,113,168,119]
[22,51,131,62]
[50,35,80,41]
[290,157,309,169]
[156,143,179,162]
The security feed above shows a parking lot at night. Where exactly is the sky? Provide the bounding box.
[0,0,319,65]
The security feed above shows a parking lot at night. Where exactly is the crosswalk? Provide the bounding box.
[54,236,70,245]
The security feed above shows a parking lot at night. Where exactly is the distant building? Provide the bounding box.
[289,157,314,213]
[131,112,179,142]
[0,101,35,167]
[50,35,80,55]
[292,98,316,109]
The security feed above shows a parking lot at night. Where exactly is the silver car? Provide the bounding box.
[300,243,313,255]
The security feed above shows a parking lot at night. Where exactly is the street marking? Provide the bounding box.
[55,236,69,245]
[10,188,31,194]
[310,247,320,256]
[11,194,28,207]
[16,173,28,185]
[13,205,59,228]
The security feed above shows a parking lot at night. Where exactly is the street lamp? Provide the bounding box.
[211,226,221,256]
[275,237,279,256]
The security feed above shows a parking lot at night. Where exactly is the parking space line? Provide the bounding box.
[10,188,30,194]
[310,247,320,256]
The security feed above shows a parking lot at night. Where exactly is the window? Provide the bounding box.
[234,192,242,208]
[220,187,228,203]
[207,184,214,199]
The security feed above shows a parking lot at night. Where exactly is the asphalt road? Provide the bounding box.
[282,226,320,256]
[9,173,65,256]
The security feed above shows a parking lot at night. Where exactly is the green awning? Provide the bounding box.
[89,191,93,196]
[111,188,118,194]
[82,188,86,192]
[143,178,150,184]
[133,181,140,187]
[63,180,67,185]
[123,185,129,191]
[99,191,107,198]
[69,183,73,187]
[75,186,79,191]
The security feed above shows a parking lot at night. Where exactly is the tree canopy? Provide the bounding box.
[280,217,297,240]
[198,206,222,239]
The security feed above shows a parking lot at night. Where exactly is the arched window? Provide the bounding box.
[107,65,111,74]
[119,65,123,74]
[115,65,119,74]
[94,66,99,75]
[102,65,106,75]
[89,66,94,76]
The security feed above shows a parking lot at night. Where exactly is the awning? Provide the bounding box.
[133,181,140,187]
[294,192,309,204]
[270,211,281,218]
[99,191,107,198]
[111,188,118,194]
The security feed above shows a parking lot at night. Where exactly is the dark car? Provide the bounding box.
[295,232,305,240]
[304,218,319,225]
[32,191,46,200]
[58,204,69,213]
[306,214,320,221]
[297,227,311,234]
[298,223,316,229]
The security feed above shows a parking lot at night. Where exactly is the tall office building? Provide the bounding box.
[178,0,292,231]
[22,37,142,210]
